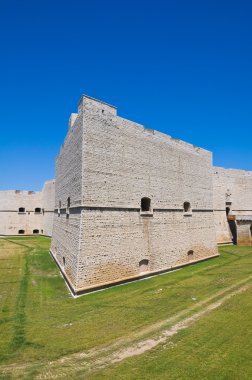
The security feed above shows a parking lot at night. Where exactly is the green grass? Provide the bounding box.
[0,237,251,379]
[89,286,252,380]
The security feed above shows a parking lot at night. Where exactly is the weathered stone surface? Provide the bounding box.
[0,180,55,236]
[213,167,252,245]
[51,95,218,294]
[2,94,252,294]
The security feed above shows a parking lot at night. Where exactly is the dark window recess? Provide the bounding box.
[183,202,191,213]
[18,230,25,234]
[63,257,66,266]
[228,220,237,245]
[226,207,230,216]
[33,229,39,234]
[187,250,194,257]
[139,259,149,272]
[19,207,25,213]
[139,259,149,267]
[35,208,41,213]
[41,229,44,234]
[141,197,151,212]
[66,197,70,218]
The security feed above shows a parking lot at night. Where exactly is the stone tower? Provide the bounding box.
[51,95,218,295]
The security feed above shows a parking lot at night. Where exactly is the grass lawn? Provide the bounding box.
[0,237,251,379]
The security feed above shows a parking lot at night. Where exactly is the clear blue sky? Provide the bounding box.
[0,0,252,190]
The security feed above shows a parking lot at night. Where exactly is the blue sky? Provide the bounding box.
[0,0,252,190]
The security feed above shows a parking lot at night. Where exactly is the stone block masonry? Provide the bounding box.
[213,167,252,245]
[2,94,252,295]
[0,179,55,237]
[51,95,219,295]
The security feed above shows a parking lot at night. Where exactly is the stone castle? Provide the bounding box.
[1,95,252,295]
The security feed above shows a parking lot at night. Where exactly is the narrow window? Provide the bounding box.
[18,229,25,234]
[35,207,41,213]
[141,197,151,212]
[183,202,191,213]
[250,224,252,238]
[63,257,66,266]
[58,200,61,216]
[226,207,230,216]
[33,229,39,234]
[66,197,70,218]
[41,229,44,234]
[18,207,25,213]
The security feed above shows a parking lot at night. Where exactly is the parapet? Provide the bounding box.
[78,95,117,117]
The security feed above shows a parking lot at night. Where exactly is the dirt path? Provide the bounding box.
[1,275,252,379]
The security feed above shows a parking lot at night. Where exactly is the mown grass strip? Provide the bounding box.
[9,246,30,352]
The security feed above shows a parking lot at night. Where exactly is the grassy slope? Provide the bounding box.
[89,286,252,380]
[0,237,251,378]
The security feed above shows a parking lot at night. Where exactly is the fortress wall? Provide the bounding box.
[236,221,252,245]
[51,210,81,288]
[41,180,55,236]
[213,167,252,210]
[213,210,232,245]
[213,167,252,244]
[59,95,218,293]
[77,209,217,290]
[51,111,84,281]
[55,114,83,209]
[0,190,43,235]
[0,180,55,236]
[81,97,213,210]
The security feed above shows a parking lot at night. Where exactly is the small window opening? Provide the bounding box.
[33,229,39,234]
[18,207,25,213]
[18,229,25,234]
[63,257,66,266]
[58,200,61,216]
[102,109,104,114]
[41,229,44,234]
[187,250,194,260]
[226,207,230,216]
[35,207,41,213]
[141,197,151,212]
[66,197,70,218]
[139,259,149,273]
[183,202,191,213]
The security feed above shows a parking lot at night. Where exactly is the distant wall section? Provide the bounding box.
[213,167,252,245]
[0,179,55,236]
